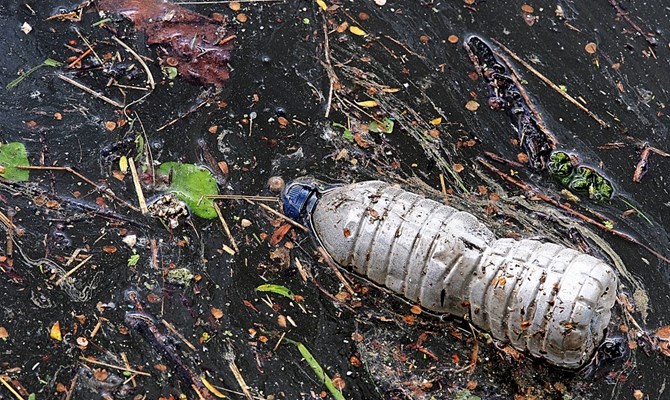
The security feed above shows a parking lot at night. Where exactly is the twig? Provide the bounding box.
[176,0,283,3]
[478,157,670,264]
[206,194,279,202]
[5,211,12,267]
[467,323,479,375]
[128,158,148,214]
[273,332,287,352]
[608,0,657,46]
[247,200,308,232]
[213,203,239,253]
[111,36,155,89]
[317,246,355,295]
[67,47,93,69]
[439,173,447,195]
[0,375,24,400]
[229,359,253,400]
[383,34,426,60]
[162,319,197,351]
[79,356,151,376]
[634,144,669,183]
[490,39,609,128]
[16,165,140,212]
[64,373,78,400]
[157,100,208,131]
[75,28,104,66]
[492,49,558,146]
[57,74,125,108]
[55,254,93,286]
[120,352,137,387]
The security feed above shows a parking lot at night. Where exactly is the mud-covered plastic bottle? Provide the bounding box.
[281,178,619,369]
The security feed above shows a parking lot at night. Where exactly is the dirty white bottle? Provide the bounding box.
[281,179,618,369]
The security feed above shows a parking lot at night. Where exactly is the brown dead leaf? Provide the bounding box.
[654,325,670,356]
[270,223,292,246]
[98,0,235,87]
[516,152,529,163]
[210,307,224,319]
[93,368,109,381]
[521,4,534,13]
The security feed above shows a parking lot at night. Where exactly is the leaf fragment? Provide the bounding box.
[315,0,328,10]
[285,339,345,400]
[156,162,219,219]
[50,321,62,341]
[0,142,30,182]
[349,26,366,36]
[356,100,378,108]
[200,375,227,398]
[255,284,295,299]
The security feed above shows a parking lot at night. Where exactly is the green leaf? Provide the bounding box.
[127,254,140,267]
[0,142,30,181]
[7,58,62,90]
[156,162,219,219]
[162,66,178,80]
[453,389,481,400]
[368,117,394,134]
[285,339,345,400]
[255,284,295,299]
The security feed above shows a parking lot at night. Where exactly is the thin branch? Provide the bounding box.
[213,202,239,253]
[128,158,148,214]
[478,157,670,264]
[57,74,125,108]
[491,39,609,128]
[79,357,151,376]
[55,255,93,286]
[111,36,156,90]
[246,199,308,232]
[16,165,140,212]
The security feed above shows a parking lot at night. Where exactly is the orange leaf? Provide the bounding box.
[50,321,62,341]
[270,223,292,246]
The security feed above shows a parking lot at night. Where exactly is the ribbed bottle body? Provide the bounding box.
[304,180,617,368]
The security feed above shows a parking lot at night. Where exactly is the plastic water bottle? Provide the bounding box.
[281,178,618,369]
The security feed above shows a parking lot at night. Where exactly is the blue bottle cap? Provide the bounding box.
[281,179,318,222]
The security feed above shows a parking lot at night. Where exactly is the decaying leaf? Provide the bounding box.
[270,223,292,246]
[653,325,670,357]
[98,0,235,86]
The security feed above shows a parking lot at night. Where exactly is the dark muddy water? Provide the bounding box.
[1,0,669,399]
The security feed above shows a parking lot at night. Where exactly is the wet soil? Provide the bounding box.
[1,1,669,399]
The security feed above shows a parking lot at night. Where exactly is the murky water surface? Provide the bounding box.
[0,1,669,399]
